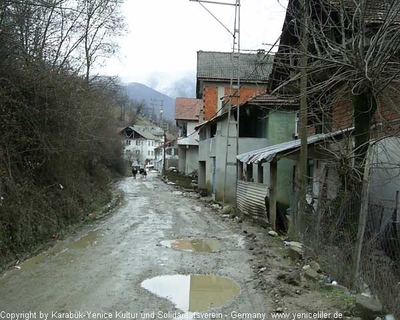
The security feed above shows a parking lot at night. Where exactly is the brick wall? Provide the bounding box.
[314,91,400,138]
[331,98,353,131]
[224,87,266,106]
[202,84,267,121]
[203,86,218,120]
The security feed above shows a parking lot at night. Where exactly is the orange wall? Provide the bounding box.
[202,85,267,121]
[203,86,218,121]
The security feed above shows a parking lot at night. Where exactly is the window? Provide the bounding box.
[148,151,150,156]
[151,150,154,156]
[210,123,217,138]
[294,112,299,138]
[180,123,188,137]
[136,140,140,145]
[152,141,154,146]
[148,141,151,146]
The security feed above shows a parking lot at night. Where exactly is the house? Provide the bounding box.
[196,92,297,204]
[175,98,202,175]
[120,125,164,167]
[237,1,400,313]
[154,138,179,173]
[196,50,273,121]
[257,0,400,230]
[194,50,276,203]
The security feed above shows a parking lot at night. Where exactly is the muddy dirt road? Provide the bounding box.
[0,172,272,319]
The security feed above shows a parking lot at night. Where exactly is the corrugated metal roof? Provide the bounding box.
[237,128,353,164]
[197,51,274,82]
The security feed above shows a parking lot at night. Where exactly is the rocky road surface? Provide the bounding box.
[0,172,276,320]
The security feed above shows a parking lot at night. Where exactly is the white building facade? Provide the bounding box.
[120,125,164,167]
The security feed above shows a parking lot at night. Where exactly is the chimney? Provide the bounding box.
[257,49,266,63]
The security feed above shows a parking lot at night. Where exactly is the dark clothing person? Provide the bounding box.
[132,168,138,179]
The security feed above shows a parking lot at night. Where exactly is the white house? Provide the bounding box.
[120,125,164,167]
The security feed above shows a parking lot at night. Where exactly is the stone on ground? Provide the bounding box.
[309,260,321,272]
[303,268,319,281]
[288,246,304,261]
[354,294,383,320]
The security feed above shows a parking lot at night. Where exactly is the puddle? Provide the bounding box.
[141,275,240,312]
[19,254,45,269]
[68,230,104,249]
[160,239,220,253]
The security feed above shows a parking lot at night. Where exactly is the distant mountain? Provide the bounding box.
[146,72,196,99]
[124,82,175,120]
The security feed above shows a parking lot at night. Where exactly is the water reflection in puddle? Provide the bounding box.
[68,230,104,249]
[160,239,220,253]
[141,274,240,313]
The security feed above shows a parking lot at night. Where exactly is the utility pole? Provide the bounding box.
[223,0,240,206]
[160,100,164,128]
[293,0,309,237]
[191,0,240,206]
[163,130,167,176]
[160,105,166,176]
[150,99,156,123]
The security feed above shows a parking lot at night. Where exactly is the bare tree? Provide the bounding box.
[77,0,125,82]
[272,0,400,187]
[270,0,400,312]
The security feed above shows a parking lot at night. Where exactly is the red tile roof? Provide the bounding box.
[175,98,203,121]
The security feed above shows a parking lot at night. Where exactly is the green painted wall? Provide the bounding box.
[267,111,296,206]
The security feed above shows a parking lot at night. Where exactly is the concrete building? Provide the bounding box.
[196,93,297,204]
[175,98,202,175]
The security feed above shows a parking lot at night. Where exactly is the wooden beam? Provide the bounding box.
[258,163,264,183]
[316,162,328,246]
[269,161,278,231]
[352,151,371,289]
[395,191,400,242]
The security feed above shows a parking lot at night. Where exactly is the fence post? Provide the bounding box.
[395,191,400,243]
[316,163,327,247]
[269,160,277,231]
[352,151,371,290]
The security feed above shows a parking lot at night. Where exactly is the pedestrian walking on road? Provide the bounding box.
[132,167,138,179]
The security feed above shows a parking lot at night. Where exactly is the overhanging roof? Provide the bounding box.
[194,92,298,131]
[237,128,353,164]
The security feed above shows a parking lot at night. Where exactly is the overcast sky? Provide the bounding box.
[102,0,288,96]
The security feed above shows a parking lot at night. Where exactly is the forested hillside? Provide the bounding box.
[0,0,126,267]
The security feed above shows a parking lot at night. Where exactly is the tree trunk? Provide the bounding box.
[352,92,377,183]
